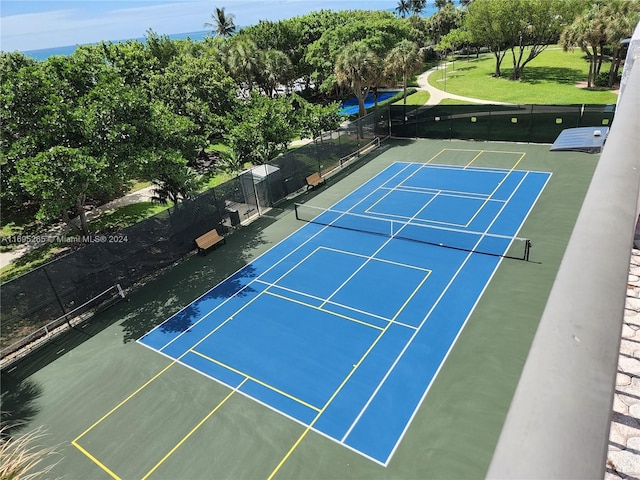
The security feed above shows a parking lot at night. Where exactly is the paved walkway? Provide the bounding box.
[415,64,513,106]
[0,186,156,269]
[3,73,638,476]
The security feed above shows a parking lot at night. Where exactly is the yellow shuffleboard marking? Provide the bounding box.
[71,440,122,480]
[267,270,430,479]
[264,290,384,331]
[141,378,247,480]
[189,349,321,412]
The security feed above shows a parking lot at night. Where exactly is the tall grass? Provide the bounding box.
[0,425,60,480]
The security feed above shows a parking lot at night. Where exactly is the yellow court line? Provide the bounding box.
[426,149,447,164]
[189,349,321,412]
[264,290,384,331]
[71,440,122,480]
[267,270,430,479]
[390,272,431,323]
[141,378,246,480]
[73,361,176,443]
[444,147,527,155]
[464,151,485,168]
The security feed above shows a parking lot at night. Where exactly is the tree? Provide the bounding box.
[396,0,411,18]
[465,0,515,77]
[255,49,294,97]
[435,0,454,10]
[226,93,298,164]
[335,41,379,118]
[560,4,607,88]
[385,40,423,105]
[145,29,179,70]
[507,0,578,80]
[205,7,236,37]
[217,148,246,176]
[295,99,342,140]
[150,152,205,205]
[427,2,465,44]
[410,0,427,16]
[17,147,108,234]
[150,54,236,140]
[603,0,640,87]
[226,37,261,91]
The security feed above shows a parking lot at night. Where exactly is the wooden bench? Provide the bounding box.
[195,229,225,255]
[306,172,326,191]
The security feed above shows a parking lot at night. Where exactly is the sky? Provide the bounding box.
[0,0,400,52]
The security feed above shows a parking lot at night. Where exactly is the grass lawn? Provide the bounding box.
[0,242,67,282]
[128,180,152,193]
[438,98,475,105]
[394,90,431,105]
[90,201,172,232]
[428,47,618,104]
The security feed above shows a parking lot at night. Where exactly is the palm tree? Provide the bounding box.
[217,147,246,175]
[227,38,260,91]
[603,0,640,87]
[152,162,205,205]
[257,49,293,97]
[385,40,423,106]
[410,0,427,16]
[396,0,411,18]
[335,42,379,118]
[560,5,607,88]
[204,7,236,37]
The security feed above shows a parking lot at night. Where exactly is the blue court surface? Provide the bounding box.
[138,162,551,466]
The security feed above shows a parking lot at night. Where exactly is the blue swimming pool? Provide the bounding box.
[340,91,399,116]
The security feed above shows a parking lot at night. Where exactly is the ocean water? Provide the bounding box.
[21,30,211,61]
[17,5,438,61]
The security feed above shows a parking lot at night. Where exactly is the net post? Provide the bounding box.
[294,203,300,221]
[524,239,532,261]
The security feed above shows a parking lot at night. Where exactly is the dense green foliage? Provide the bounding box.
[1,1,627,238]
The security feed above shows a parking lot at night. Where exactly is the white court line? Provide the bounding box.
[319,245,432,272]
[340,170,531,451]
[145,161,419,352]
[255,279,419,332]
[255,279,392,323]
[378,184,501,202]
[383,171,552,466]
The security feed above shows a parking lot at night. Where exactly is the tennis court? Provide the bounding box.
[13,139,601,480]
[120,159,551,470]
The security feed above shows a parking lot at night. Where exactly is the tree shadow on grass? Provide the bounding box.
[518,66,585,85]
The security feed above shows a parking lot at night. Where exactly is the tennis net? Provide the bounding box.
[294,203,532,261]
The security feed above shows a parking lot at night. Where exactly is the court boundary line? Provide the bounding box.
[140,378,247,479]
[383,170,553,465]
[266,270,430,480]
[70,161,413,476]
[378,184,500,201]
[189,350,321,411]
[149,163,420,354]
[137,160,416,350]
[70,160,416,475]
[256,280,420,331]
[339,169,533,453]
[267,168,441,478]
[263,289,384,331]
[97,159,544,477]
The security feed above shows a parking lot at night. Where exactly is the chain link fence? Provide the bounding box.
[389,104,615,143]
[0,109,390,363]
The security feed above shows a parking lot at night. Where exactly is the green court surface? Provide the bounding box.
[0,138,599,479]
